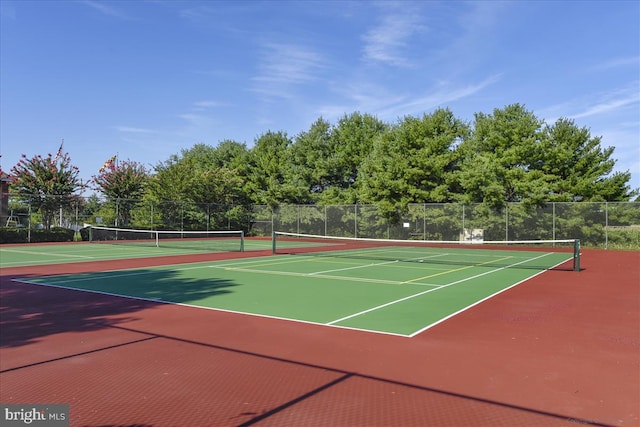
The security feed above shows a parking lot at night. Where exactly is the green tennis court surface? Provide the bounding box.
[0,240,273,268]
[13,246,574,337]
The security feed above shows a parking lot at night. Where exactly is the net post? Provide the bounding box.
[272,231,276,254]
[240,230,245,252]
[155,230,159,248]
[573,239,581,272]
[88,225,92,243]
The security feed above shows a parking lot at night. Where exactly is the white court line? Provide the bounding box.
[21,256,411,287]
[0,248,95,259]
[9,251,570,338]
[212,266,415,285]
[408,255,573,337]
[326,252,555,325]
[308,253,449,276]
[11,278,412,338]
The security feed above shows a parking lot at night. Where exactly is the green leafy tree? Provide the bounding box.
[246,131,298,207]
[199,140,252,208]
[148,142,250,229]
[289,117,333,202]
[10,146,83,229]
[456,104,552,209]
[149,154,193,203]
[150,142,249,204]
[211,140,251,170]
[93,156,149,226]
[323,112,387,203]
[82,194,103,221]
[540,118,636,201]
[359,109,468,219]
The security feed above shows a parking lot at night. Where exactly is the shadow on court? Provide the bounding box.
[0,269,238,349]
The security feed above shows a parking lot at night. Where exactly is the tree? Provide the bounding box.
[149,154,193,203]
[10,145,83,229]
[456,104,552,209]
[539,118,636,201]
[358,108,468,219]
[245,131,298,207]
[289,117,333,202]
[147,142,251,229]
[456,105,637,208]
[150,142,250,203]
[93,156,149,226]
[322,112,387,203]
[192,140,251,207]
[210,140,250,170]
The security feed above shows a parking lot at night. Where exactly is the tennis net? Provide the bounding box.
[87,225,245,252]
[272,231,581,271]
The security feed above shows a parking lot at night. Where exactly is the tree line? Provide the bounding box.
[6,104,637,228]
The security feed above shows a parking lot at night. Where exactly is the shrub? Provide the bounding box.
[0,227,76,244]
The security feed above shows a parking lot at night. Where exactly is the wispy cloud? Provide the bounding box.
[115,126,157,134]
[571,94,639,120]
[361,11,426,67]
[179,5,214,22]
[538,84,639,188]
[379,74,502,118]
[540,84,640,123]
[81,0,132,20]
[177,113,210,126]
[591,56,640,71]
[592,123,640,187]
[193,100,229,109]
[315,74,501,124]
[251,42,327,99]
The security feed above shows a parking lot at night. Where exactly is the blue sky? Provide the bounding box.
[1,0,639,193]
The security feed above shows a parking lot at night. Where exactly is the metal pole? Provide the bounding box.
[28,203,31,243]
[505,204,509,241]
[324,205,327,236]
[552,202,556,241]
[355,204,358,238]
[605,202,609,250]
[462,204,465,239]
[423,203,426,240]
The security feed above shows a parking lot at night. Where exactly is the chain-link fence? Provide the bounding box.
[265,202,640,249]
[1,193,639,249]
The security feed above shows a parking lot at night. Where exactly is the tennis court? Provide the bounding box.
[13,236,577,337]
[1,232,638,426]
[0,228,272,268]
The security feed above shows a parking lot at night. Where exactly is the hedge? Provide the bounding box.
[0,227,77,244]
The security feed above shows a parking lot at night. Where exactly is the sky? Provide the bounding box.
[1,0,639,193]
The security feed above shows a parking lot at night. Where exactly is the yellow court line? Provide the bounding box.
[214,265,412,286]
[217,254,376,270]
[217,256,316,270]
[0,248,95,259]
[401,256,514,284]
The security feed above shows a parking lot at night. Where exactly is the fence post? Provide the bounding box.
[423,203,426,240]
[552,202,556,241]
[28,203,32,243]
[505,204,509,241]
[605,202,609,250]
[461,203,466,238]
[115,198,119,227]
[324,205,327,236]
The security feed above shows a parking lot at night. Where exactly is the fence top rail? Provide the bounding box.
[273,231,578,245]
